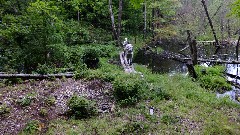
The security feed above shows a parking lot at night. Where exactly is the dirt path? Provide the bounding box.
[0,79,114,134]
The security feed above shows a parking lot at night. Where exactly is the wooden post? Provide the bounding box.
[187,30,198,65]
[192,38,198,65]
[186,60,197,79]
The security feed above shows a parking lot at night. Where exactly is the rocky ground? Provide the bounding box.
[0,79,114,135]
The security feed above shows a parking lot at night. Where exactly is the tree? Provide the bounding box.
[109,0,118,42]
[0,0,64,73]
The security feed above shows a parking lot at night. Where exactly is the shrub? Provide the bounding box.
[36,64,52,75]
[63,20,92,45]
[0,103,10,116]
[45,96,56,106]
[67,95,97,119]
[17,96,32,107]
[116,121,149,134]
[195,65,231,93]
[149,86,172,100]
[161,114,179,125]
[73,64,89,79]
[39,107,48,116]
[88,44,116,58]
[23,120,39,134]
[82,47,100,69]
[4,78,23,85]
[113,74,146,106]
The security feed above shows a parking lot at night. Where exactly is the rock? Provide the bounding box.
[101,104,109,111]
[110,104,115,112]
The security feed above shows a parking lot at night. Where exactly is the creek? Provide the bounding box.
[134,39,240,104]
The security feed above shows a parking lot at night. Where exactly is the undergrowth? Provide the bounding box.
[46,61,240,134]
[195,65,231,93]
[67,95,97,119]
[1,41,240,134]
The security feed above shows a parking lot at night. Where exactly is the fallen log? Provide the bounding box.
[197,59,240,64]
[227,80,240,89]
[157,50,240,64]
[226,73,240,80]
[0,73,74,79]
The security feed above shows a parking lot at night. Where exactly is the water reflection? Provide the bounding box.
[135,40,240,103]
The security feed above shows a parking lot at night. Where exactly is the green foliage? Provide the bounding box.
[113,74,146,106]
[149,86,172,100]
[0,103,10,116]
[0,0,64,73]
[231,0,240,17]
[63,20,92,45]
[36,64,52,75]
[195,65,231,93]
[161,114,179,125]
[3,78,23,85]
[82,47,100,69]
[45,96,56,106]
[23,120,39,134]
[116,121,149,134]
[67,95,97,119]
[74,57,122,82]
[129,0,144,9]
[39,107,48,117]
[17,96,32,107]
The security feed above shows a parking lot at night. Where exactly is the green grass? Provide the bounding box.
[46,62,240,134]
[2,41,239,134]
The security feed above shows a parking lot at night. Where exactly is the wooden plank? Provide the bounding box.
[0,73,74,79]
[197,41,216,43]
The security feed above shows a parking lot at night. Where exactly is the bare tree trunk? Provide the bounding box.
[152,5,155,39]
[186,60,197,79]
[187,30,198,65]
[117,0,123,46]
[201,0,220,54]
[109,0,118,42]
[227,19,231,38]
[236,36,240,61]
[143,0,147,40]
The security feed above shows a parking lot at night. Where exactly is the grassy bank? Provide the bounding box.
[45,63,240,134]
[1,46,240,135]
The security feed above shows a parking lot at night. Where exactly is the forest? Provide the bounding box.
[0,0,240,134]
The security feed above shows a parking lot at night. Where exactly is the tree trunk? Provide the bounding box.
[227,19,231,38]
[187,30,197,65]
[236,36,240,61]
[201,0,220,54]
[186,60,197,79]
[143,0,147,40]
[152,0,155,39]
[109,0,118,42]
[192,39,198,65]
[117,0,123,46]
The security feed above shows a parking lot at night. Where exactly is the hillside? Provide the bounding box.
[1,60,240,134]
[1,0,240,134]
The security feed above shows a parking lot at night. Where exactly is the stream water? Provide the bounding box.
[135,40,240,104]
